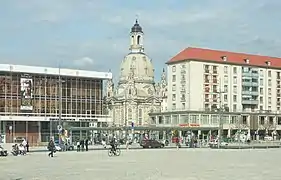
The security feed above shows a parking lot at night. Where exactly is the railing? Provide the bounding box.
[150,108,281,114]
[0,112,110,118]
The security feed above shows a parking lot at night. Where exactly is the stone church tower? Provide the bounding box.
[104,20,167,127]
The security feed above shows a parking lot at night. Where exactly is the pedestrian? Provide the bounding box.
[85,138,89,151]
[76,140,80,152]
[80,139,84,151]
[26,140,29,152]
[48,139,55,157]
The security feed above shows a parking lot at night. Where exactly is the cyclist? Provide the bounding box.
[109,137,117,154]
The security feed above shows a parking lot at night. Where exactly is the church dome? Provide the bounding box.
[131,20,143,33]
[119,53,154,83]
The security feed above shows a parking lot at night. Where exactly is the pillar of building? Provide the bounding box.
[25,121,28,140]
[38,121,41,143]
[197,130,201,139]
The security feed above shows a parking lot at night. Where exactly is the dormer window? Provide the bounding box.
[266,61,271,66]
[221,56,227,61]
[244,58,249,64]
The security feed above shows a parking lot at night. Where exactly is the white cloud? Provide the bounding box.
[73,57,95,67]
[1,0,281,80]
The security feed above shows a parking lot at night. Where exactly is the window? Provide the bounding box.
[181,64,186,69]
[182,103,185,109]
[233,95,237,102]
[213,66,218,73]
[213,85,218,92]
[268,79,272,86]
[268,70,271,77]
[260,106,263,110]
[268,97,272,104]
[224,66,228,74]
[233,86,237,94]
[172,66,176,72]
[224,85,228,92]
[260,88,263,95]
[128,108,132,120]
[268,88,272,96]
[204,65,210,73]
[260,97,263,103]
[233,76,237,84]
[172,94,176,101]
[259,69,263,76]
[260,78,263,86]
[172,103,176,110]
[224,75,228,83]
[138,109,142,125]
[233,104,237,112]
[233,67,237,74]
[172,84,176,91]
[224,94,228,102]
[172,75,176,82]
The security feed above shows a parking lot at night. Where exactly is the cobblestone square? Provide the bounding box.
[1,148,281,180]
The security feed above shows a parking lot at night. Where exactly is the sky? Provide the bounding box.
[0,0,280,81]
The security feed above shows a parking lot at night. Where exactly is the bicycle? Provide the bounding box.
[108,147,121,157]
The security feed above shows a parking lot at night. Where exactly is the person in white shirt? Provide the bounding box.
[22,139,27,151]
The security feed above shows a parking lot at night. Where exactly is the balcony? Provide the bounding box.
[180,80,186,84]
[242,72,259,78]
[242,81,258,86]
[241,100,259,105]
[242,91,259,96]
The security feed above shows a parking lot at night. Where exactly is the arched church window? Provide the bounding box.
[137,35,141,45]
[138,109,142,125]
[128,108,132,120]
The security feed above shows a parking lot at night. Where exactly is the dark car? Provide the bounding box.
[140,140,164,148]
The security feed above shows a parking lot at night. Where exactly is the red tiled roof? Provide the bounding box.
[167,47,281,68]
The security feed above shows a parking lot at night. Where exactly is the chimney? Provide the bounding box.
[244,58,249,64]
[221,56,227,61]
[266,61,271,66]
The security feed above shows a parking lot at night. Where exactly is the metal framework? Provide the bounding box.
[68,126,219,131]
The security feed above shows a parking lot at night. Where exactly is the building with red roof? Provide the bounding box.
[149,47,281,138]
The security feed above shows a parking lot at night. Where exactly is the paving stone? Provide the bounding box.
[0,148,280,180]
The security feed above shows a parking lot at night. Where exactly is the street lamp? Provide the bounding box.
[58,66,65,145]
[217,90,226,149]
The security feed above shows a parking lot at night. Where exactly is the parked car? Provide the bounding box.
[140,140,164,148]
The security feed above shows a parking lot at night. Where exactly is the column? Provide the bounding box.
[79,121,82,139]
[50,120,53,138]
[25,121,28,140]
[227,128,231,138]
[38,121,41,143]
[12,121,15,143]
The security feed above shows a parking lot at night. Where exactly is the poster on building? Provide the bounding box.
[20,77,33,110]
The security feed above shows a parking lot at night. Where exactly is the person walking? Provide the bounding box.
[85,138,89,151]
[48,139,55,157]
[80,139,85,152]
[26,140,29,152]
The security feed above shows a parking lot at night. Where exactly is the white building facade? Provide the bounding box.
[104,20,167,127]
[150,47,281,138]
[0,64,112,144]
